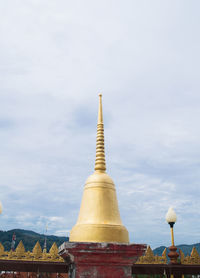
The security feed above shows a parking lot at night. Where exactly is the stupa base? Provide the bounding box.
[59,242,146,278]
[69,223,129,243]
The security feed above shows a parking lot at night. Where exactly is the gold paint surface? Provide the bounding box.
[180,247,200,264]
[136,246,167,264]
[70,95,129,243]
[0,241,64,262]
[170,227,175,246]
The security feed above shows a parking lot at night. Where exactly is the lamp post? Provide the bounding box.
[0,201,2,214]
[165,207,179,264]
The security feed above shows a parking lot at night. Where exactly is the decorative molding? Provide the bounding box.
[0,240,64,262]
[136,245,167,264]
[180,247,200,265]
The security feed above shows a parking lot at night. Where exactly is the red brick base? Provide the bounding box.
[59,242,146,278]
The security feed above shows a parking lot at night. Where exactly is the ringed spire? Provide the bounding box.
[95,94,106,172]
[69,94,129,243]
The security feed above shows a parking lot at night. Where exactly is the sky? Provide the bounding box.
[0,0,200,249]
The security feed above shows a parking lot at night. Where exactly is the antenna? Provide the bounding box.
[43,223,48,251]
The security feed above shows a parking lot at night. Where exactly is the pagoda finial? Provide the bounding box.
[95,94,106,172]
[98,93,103,124]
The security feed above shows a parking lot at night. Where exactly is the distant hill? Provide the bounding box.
[0,229,69,251]
[1,229,199,257]
[153,243,200,256]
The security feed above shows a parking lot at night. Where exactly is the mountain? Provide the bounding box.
[0,229,69,251]
[153,243,200,256]
[1,229,199,257]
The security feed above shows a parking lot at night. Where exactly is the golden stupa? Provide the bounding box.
[69,94,129,243]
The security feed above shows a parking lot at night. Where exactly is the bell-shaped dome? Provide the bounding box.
[69,95,129,243]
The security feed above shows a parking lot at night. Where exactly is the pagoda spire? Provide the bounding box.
[95,94,106,172]
[69,94,129,243]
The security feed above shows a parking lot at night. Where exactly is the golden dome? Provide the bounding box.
[69,94,129,243]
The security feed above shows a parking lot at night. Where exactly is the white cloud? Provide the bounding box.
[0,0,200,248]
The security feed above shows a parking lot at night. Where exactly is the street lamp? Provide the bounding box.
[165,207,179,264]
[0,201,2,214]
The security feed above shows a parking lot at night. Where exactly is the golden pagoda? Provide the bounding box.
[70,94,129,243]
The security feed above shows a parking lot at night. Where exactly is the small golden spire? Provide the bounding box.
[95,94,106,172]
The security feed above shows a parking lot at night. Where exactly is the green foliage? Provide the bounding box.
[0,229,69,251]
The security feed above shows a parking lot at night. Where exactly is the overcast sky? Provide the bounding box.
[0,0,200,248]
